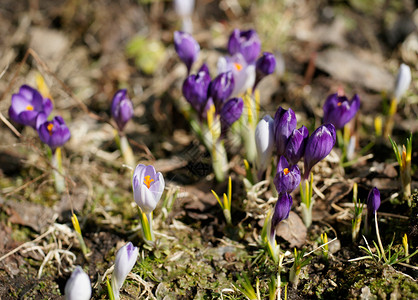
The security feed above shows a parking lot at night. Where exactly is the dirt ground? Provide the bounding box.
[0,0,417,299]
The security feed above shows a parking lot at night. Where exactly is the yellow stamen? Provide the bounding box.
[143,175,154,189]
[47,123,54,136]
[26,105,34,111]
[234,63,243,71]
[283,168,289,175]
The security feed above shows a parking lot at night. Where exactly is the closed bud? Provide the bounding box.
[393,63,411,101]
[182,64,211,116]
[174,31,200,73]
[284,125,309,165]
[255,115,275,172]
[274,107,297,156]
[65,266,91,300]
[208,71,235,109]
[303,124,336,178]
[111,242,139,299]
[111,89,134,132]
[220,97,243,134]
[271,193,293,237]
[367,187,381,216]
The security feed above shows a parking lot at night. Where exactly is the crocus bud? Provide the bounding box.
[111,89,134,132]
[367,187,381,216]
[9,85,53,129]
[64,266,91,300]
[256,52,276,76]
[274,107,297,156]
[111,242,139,299]
[255,115,275,172]
[303,124,336,178]
[393,63,411,101]
[274,156,301,194]
[132,164,165,213]
[323,93,360,130]
[182,64,211,116]
[37,116,71,153]
[220,97,243,134]
[174,31,200,73]
[271,193,293,237]
[227,29,261,64]
[284,125,309,165]
[208,71,235,110]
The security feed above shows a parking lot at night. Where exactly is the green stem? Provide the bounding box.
[52,147,65,193]
[374,212,387,263]
[211,141,227,182]
[139,211,154,244]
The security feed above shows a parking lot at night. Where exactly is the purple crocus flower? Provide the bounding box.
[208,71,234,110]
[111,89,134,132]
[271,192,293,238]
[323,93,360,130]
[254,52,276,91]
[256,52,276,76]
[220,97,243,134]
[284,125,309,165]
[303,124,336,179]
[37,116,71,152]
[227,29,261,64]
[367,187,381,216]
[9,85,53,129]
[274,156,301,194]
[274,107,297,156]
[182,64,211,117]
[174,31,200,73]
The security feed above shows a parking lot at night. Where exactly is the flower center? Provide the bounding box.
[337,102,342,106]
[283,168,289,175]
[143,175,154,189]
[234,63,243,72]
[47,123,54,136]
[26,105,34,111]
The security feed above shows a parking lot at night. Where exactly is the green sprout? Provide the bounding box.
[320,233,329,262]
[299,173,314,227]
[289,248,312,289]
[211,176,233,225]
[260,209,281,264]
[351,183,364,242]
[389,133,412,205]
[234,273,261,300]
[71,213,89,257]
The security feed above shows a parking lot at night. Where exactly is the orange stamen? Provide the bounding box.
[337,102,342,106]
[47,123,54,136]
[283,168,290,175]
[26,105,34,111]
[143,175,154,189]
[234,63,243,71]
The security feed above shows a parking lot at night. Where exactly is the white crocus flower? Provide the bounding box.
[393,63,411,101]
[64,266,91,300]
[255,115,275,174]
[111,242,139,300]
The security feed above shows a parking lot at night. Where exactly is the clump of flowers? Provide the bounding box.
[9,83,71,193]
[174,28,276,181]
